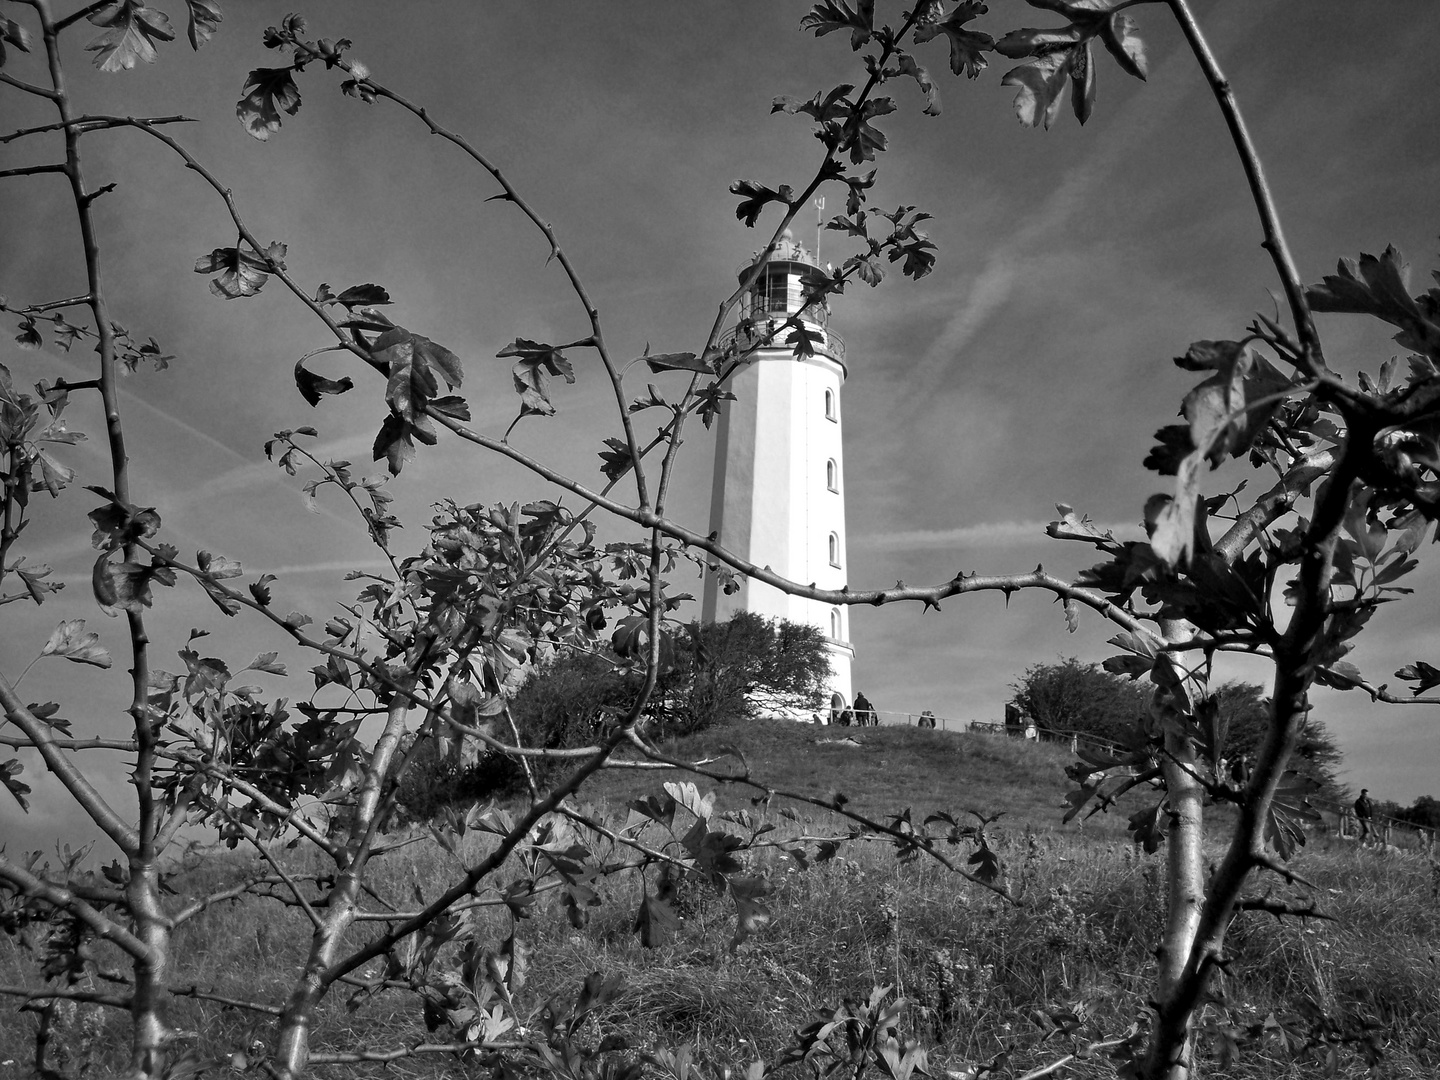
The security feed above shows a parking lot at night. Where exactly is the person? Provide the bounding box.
[853,691,875,727]
[918,709,936,729]
[1354,788,1374,844]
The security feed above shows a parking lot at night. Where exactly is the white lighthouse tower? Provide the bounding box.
[701,229,854,715]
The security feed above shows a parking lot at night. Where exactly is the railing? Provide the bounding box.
[715,319,845,365]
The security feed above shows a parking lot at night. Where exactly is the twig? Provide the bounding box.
[216,807,325,931]
[1166,0,1324,374]
[306,1040,526,1064]
[0,71,60,99]
[0,163,66,179]
[171,985,282,1016]
[0,984,131,1009]
[0,853,154,962]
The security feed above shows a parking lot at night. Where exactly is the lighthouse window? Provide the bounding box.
[824,389,836,421]
[754,270,789,316]
[829,532,841,567]
[826,459,839,492]
[831,608,842,639]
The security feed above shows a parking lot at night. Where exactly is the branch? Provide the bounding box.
[306,1040,525,1065]
[170,985,282,1016]
[0,852,154,962]
[54,1,114,33]
[621,729,1014,900]
[0,163,66,180]
[319,725,636,990]
[217,806,325,931]
[1234,895,1333,922]
[1,114,193,144]
[0,71,60,99]
[292,43,651,510]
[1166,0,1324,374]
[0,677,139,852]
[0,984,131,1009]
[168,873,323,927]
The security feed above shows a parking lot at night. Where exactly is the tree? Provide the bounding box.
[1011,663,1346,799]
[3,4,1440,1080]
[399,612,831,813]
[1010,658,1151,745]
[676,612,833,731]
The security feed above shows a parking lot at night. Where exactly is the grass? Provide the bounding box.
[3,720,1437,1079]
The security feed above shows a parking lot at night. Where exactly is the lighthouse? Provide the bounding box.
[701,229,854,715]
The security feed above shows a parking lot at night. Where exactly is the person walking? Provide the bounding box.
[1354,788,1375,845]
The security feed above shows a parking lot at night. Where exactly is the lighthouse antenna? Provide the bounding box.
[815,197,824,264]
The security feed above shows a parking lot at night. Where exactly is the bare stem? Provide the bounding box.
[1166,0,1324,373]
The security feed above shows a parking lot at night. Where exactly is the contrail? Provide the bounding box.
[852,519,1140,551]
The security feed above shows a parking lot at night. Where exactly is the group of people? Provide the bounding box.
[831,691,878,727]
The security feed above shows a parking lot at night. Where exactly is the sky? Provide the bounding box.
[3,1,1440,854]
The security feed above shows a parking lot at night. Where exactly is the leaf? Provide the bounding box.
[246,652,288,676]
[695,383,736,430]
[1100,11,1147,80]
[92,553,163,614]
[1,759,30,811]
[1070,39,1095,124]
[0,15,33,68]
[86,2,174,72]
[335,283,392,308]
[1102,653,1152,680]
[498,338,575,417]
[1306,245,1440,355]
[429,395,471,420]
[185,0,222,49]
[194,246,271,299]
[799,0,875,50]
[1128,801,1166,853]
[643,351,709,374]
[237,66,302,141]
[892,51,940,115]
[1342,489,1386,564]
[1264,771,1322,860]
[730,180,793,228]
[372,327,464,399]
[372,413,416,476]
[912,2,993,79]
[41,619,112,668]
[294,359,353,406]
[249,574,275,606]
[787,324,823,359]
[598,437,635,482]
[15,316,42,349]
[729,875,773,950]
[1395,660,1440,696]
[844,96,895,163]
[966,840,1000,883]
[633,887,683,948]
[1002,50,1075,130]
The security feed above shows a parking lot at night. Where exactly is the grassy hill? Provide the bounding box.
[581,715,1135,841]
[5,716,1436,1079]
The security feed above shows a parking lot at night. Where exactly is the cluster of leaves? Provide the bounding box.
[81,1,222,73]
[782,984,929,1080]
